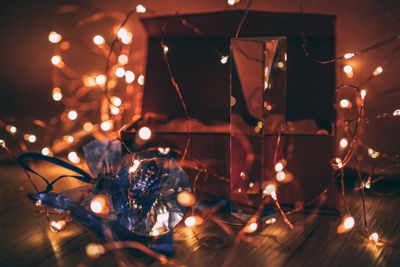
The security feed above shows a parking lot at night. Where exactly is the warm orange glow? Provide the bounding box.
[125,70,135,83]
[51,55,64,68]
[138,75,145,85]
[90,194,110,215]
[339,99,352,109]
[67,110,78,120]
[244,222,258,233]
[337,215,355,234]
[48,31,62,44]
[274,162,284,172]
[111,96,122,107]
[115,67,125,78]
[339,138,348,149]
[138,126,152,140]
[360,89,367,100]
[41,147,51,156]
[68,151,80,164]
[83,76,97,87]
[6,125,17,134]
[93,35,105,46]
[118,54,129,65]
[136,4,146,13]
[343,65,354,78]
[100,120,113,131]
[158,147,170,154]
[49,220,67,232]
[369,232,379,243]
[368,148,380,159]
[25,134,37,143]
[95,74,107,86]
[86,243,105,258]
[177,191,196,207]
[343,52,355,59]
[110,106,120,115]
[373,66,383,76]
[52,87,63,101]
[263,184,276,196]
[83,122,94,132]
[276,171,286,182]
[344,216,355,229]
[265,217,277,224]
[184,216,203,227]
[64,135,74,143]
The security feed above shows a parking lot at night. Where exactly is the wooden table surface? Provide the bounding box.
[1,162,399,267]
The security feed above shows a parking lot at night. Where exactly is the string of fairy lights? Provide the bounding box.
[1,0,400,264]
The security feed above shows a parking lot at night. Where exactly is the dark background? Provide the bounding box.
[0,0,399,156]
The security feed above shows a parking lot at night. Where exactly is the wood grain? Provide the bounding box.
[0,163,399,267]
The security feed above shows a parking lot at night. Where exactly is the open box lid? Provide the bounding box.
[137,10,336,131]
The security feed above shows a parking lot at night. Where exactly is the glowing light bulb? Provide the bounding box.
[41,147,51,156]
[118,54,129,65]
[48,31,62,44]
[138,126,152,140]
[90,194,110,215]
[220,55,229,64]
[68,151,80,164]
[100,120,113,131]
[227,0,240,6]
[369,232,379,243]
[26,134,37,143]
[276,171,286,182]
[343,53,355,59]
[184,216,203,227]
[128,159,141,174]
[64,135,74,143]
[52,87,63,101]
[86,243,105,258]
[177,191,196,207]
[393,109,400,116]
[360,89,367,100]
[343,216,355,230]
[49,220,67,232]
[263,184,276,196]
[136,4,146,13]
[373,66,383,76]
[117,28,128,39]
[83,122,94,132]
[364,177,372,189]
[265,217,277,225]
[111,96,122,107]
[274,162,284,172]
[121,32,132,44]
[339,138,348,149]
[110,106,120,115]
[115,67,125,78]
[368,148,380,159]
[93,35,105,46]
[158,147,170,154]
[125,70,135,83]
[137,74,145,85]
[0,139,6,148]
[83,76,97,87]
[67,110,78,120]
[95,74,107,86]
[162,44,169,54]
[334,157,343,169]
[244,222,258,233]
[343,65,354,78]
[339,99,352,109]
[51,55,64,68]
[6,125,17,134]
